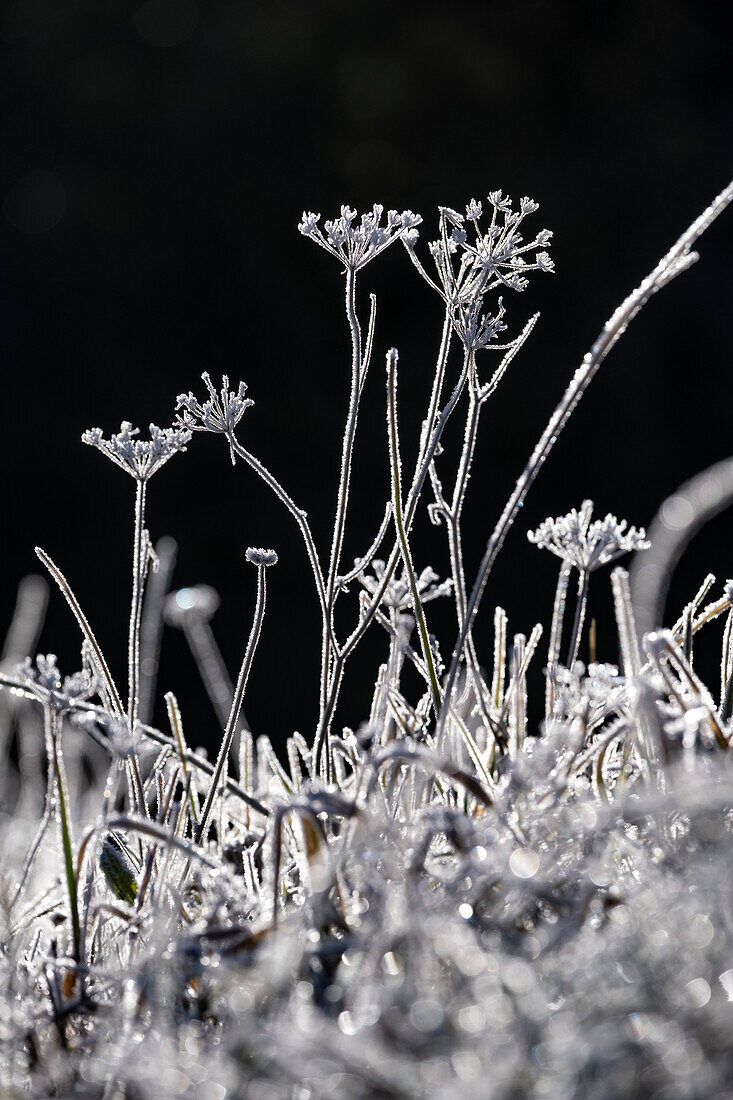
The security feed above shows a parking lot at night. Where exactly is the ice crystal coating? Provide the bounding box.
[405,189,554,350]
[82,420,191,481]
[3,179,733,1099]
[176,373,254,464]
[245,546,278,566]
[298,204,422,270]
[357,559,453,611]
[528,500,650,571]
[14,653,98,712]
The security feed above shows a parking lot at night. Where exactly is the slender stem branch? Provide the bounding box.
[127,478,147,734]
[322,266,363,710]
[546,562,572,719]
[48,707,80,962]
[566,569,589,667]
[197,563,268,843]
[386,349,442,715]
[35,548,124,717]
[313,337,470,760]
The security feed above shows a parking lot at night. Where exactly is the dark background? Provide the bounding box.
[2,0,732,752]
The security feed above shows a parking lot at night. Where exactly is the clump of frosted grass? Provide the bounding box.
[2,182,733,1098]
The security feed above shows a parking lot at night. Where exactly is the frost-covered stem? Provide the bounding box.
[444,363,494,722]
[440,177,733,736]
[228,436,329,703]
[387,349,442,715]
[165,692,199,823]
[611,567,641,678]
[546,562,572,719]
[35,548,124,717]
[124,478,150,819]
[137,535,176,728]
[417,305,453,467]
[509,634,527,755]
[127,478,147,735]
[197,563,267,843]
[11,739,56,910]
[48,707,80,962]
[566,569,589,667]
[721,610,733,716]
[323,267,363,701]
[313,350,472,760]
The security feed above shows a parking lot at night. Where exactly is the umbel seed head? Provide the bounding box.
[245,547,278,567]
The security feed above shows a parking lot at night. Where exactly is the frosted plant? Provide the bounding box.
[528,500,650,692]
[356,559,453,611]
[81,419,190,816]
[297,204,422,270]
[403,192,554,341]
[176,371,253,464]
[81,420,191,481]
[528,501,650,571]
[1,178,733,1099]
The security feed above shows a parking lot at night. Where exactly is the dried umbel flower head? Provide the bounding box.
[82,421,191,482]
[357,559,452,612]
[14,653,98,712]
[245,547,278,567]
[527,500,650,572]
[404,191,554,349]
[298,204,422,270]
[176,373,254,465]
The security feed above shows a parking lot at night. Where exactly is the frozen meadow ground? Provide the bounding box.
[2,183,733,1098]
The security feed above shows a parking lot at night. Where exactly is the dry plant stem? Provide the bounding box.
[137,535,176,727]
[546,562,572,718]
[228,435,329,694]
[440,176,733,736]
[35,548,124,717]
[197,563,267,843]
[165,691,199,822]
[127,478,147,736]
[11,745,56,910]
[386,349,442,715]
[440,318,539,730]
[35,547,147,816]
[566,569,589,667]
[48,707,81,962]
[314,345,472,758]
[322,266,364,717]
[439,363,503,740]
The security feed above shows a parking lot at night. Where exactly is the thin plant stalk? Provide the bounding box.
[566,568,589,668]
[127,477,147,736]
[48,707,81,963]
[546,562,572,719]
[197,561,268,843]
[386,348,442,715]
[322,265,364,713]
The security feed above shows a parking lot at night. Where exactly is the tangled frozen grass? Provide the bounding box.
[2,181,733,1098]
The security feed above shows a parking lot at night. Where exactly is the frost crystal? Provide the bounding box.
[82,421,190,481]
[14,653,98,711]
[298,204,422,270]
[176,373,254,463]
[357,559,452,611]
[527,500,650,571]
[404,189,554,350]
[245,547,279,567]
